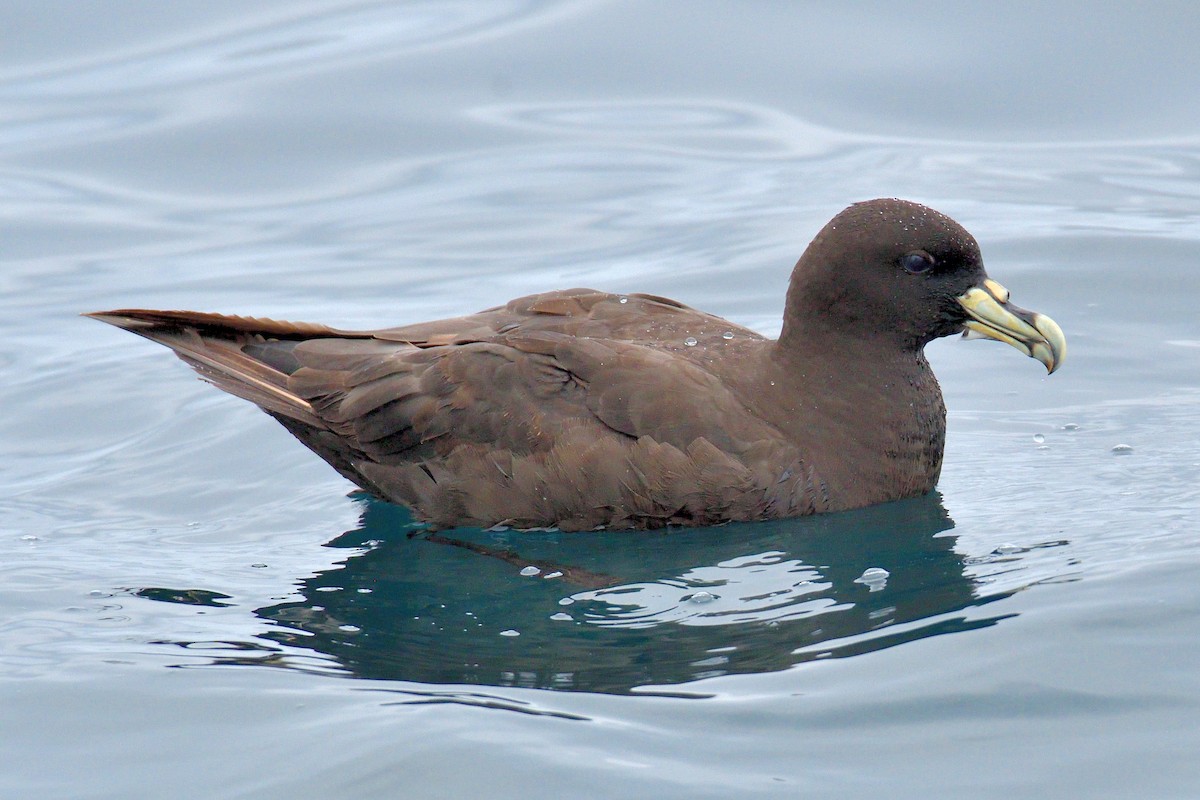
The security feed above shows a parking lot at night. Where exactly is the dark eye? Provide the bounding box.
[900,251,936,274]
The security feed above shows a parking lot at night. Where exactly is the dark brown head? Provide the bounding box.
[779,198,1065,372]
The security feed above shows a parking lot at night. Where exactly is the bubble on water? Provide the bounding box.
[543,571,563,579]
[558,597,575,606]
[994,543,1024,555]
[251,563,268,569]
[549,612,573,621]
[338,624,361,633]
[688,591,716,603]
[356,588,372,593]
[499,629,521,637]
[618,296,628,304]
[1111,444,1134,455]
[722,331,734,340]
[854,567,890,591]
[1062,423,1080,431]
[683,336,698,347]
[315,586,341,592]
[20,535,39,542]
[1032,433,1045,444]
[519,566,541,577]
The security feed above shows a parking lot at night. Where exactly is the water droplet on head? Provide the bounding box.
[519,565,541,577]
[1111,444,1134,455]
[683,336,698,347]
[722,331,734,340]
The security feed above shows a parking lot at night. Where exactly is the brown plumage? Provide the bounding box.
[88,199,1065,531]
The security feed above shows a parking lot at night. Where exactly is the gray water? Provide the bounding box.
[3,3,1200,798]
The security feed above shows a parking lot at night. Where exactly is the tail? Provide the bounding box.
[85,308,358,429]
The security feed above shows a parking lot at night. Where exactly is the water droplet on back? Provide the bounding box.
[683,336,698,347]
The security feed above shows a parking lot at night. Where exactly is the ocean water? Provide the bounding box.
[2,3,1199,798]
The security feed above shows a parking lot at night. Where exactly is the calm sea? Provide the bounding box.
[2,3,1199,798]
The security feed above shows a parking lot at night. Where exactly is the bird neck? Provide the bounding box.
[759,338,947,509]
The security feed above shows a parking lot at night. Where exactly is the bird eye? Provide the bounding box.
[900,251,935,274]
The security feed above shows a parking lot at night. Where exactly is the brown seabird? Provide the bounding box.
[88,198,1065,530]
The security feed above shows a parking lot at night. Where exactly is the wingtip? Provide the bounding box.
[82,310,156,330]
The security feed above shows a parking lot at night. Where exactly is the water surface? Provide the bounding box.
[2,3,1199,798]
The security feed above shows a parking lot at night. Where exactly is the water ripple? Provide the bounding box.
[0,1,575,99]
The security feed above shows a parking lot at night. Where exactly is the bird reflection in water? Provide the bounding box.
[142,492,1021,696]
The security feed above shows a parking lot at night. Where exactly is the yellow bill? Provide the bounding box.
[956,279,1065,374]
